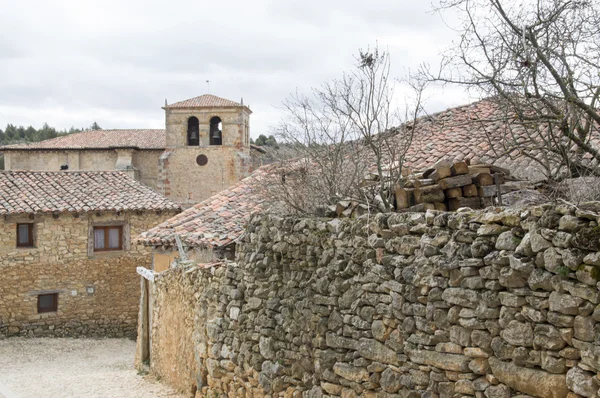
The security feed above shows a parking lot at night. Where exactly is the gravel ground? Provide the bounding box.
[0,338,185,398]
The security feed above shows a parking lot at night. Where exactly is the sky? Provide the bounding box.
[0,0,475,137]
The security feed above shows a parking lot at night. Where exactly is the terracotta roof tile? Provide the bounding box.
[0,171,181,215]
[0,129,166,150]
[401,98,599,180]
[164,94,243,109]
[136,166,271,248]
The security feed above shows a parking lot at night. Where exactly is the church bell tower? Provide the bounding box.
[158,94,253,205]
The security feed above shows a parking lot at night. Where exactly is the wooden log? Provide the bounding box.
[444,187,463,199]
[448,197,482,211]
[451,161,469,176]
[336,200,351,216]
[394,186,415,209]
[404,178,435,189]
[399,203,435,212]
[468,166,491,175]
[478,184,515,198]
[472,172,494,187]
[416,185,445,203]
[462,184,479,197]
[429,166,452,182]
[341,205,355,218]
[438,175,473,190]
[433,202,447,211]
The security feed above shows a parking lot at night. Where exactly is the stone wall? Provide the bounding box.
[0,210,178,338]
[143,203,600,397]
[159,146,252,205]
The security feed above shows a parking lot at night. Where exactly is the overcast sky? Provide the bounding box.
[0,0,475,137]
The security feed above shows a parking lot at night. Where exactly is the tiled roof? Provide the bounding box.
[136,167,270,248]
[401,98,599,180]
[0,171,181,215]
[164,94,244,109]
[0,129,166,150]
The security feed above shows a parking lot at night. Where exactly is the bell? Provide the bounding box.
[190,130,199,140]
[211,129,221,139]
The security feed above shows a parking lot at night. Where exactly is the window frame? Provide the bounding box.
[16,223,34,248]
[93,225,123,252]
[37,293,58,313]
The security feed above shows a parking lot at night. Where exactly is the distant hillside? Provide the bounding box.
[0,122,101,169]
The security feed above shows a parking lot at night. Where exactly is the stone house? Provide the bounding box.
[0,94,259,205]
[0,170,180,338]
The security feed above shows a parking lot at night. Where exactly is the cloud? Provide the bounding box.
[0,0,471,135]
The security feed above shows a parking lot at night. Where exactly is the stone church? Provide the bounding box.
[0,94,256,206]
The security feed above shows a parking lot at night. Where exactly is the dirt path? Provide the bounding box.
[0,338,185,398]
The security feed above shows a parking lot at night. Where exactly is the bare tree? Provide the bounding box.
[423,0,600,180]
[263,47,426,215]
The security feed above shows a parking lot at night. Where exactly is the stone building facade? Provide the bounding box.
[137,203,600,397]
[0,171,180,338]
[1,94,256,205]
[158,95,253,206]
[1,129,165,190]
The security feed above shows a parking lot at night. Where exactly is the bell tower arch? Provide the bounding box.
[158,94,253,205]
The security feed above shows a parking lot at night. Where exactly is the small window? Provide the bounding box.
[16,223,34,247]
[38,293,58,313]
[93,226,123,251]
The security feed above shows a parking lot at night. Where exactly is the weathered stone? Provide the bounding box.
[573,227,600,251]
[549,291,583,315]
[495,231,521,251]
[558,215,584,231]
[498,292,526,307]
[540,351,566,374]
[407,349,470,372]
[566,366,599,398]
[442,288,479,309]
[547,312,575,327]
[259,336,275,360]
[561,280,600,304]
[327,333,358,350]
[484,384,510,398]
[533,324,566,350]
[357,338,399,365]
[576,265,600,287]
[450,325,471,347]
[380,368,403,393]
[543,248,564,273]
[573,316,595,342]
[455,379,475,395]
[333,363,369,382]
[468,358,490,374]
[500,321,533,347]
[528,268,553,291]
[488,357,569,398]
[530,232,553,253]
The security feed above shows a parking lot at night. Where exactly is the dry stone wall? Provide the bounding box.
[146,203,600,397]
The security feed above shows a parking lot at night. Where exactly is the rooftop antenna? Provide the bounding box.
[206,80,210,94]
[165,98,168,106]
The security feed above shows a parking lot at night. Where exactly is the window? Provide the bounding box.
[93,226,123,251]
[16,223,34,247]
[38,293,58,313]
[209,116,222,145]
[187,116,199,146]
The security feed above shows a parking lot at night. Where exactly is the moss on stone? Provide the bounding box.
[573,226,600,251]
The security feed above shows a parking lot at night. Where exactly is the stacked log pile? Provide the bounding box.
[333,159,533,217]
